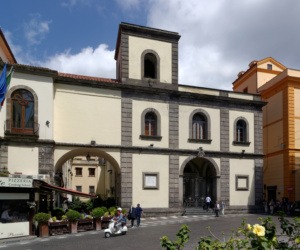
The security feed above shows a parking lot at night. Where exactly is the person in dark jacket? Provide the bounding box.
[135,203,143,227]
[128,205,136,227]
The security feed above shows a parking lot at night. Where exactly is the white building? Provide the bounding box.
[0,23,265,222]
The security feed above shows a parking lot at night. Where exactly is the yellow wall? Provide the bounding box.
[229,159,255,206]
[8,146,39,175]
[54,84,121,144]
[132,100,169,148]
[178,105,220,151]
[229,111,255,153]
[264,155,284,197]
[128,36,172,83]
[262,92,283,126]
[132,154,169,208]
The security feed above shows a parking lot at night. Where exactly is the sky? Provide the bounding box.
[1,0,300,90]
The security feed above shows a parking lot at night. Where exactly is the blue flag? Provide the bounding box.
[0,64,7,103]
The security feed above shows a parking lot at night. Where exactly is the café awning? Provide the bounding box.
[34,180,97,198]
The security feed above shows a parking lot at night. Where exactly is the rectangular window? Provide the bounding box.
[267,64,272,70]
[76,186,82,192]
[243,87,248,93]
[89,186,95,194]
[88,168,95,177]
[75,168,82,176]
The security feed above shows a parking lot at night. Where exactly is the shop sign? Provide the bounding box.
[0,177,33,188]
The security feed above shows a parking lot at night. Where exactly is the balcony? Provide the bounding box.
[5,119,39,137]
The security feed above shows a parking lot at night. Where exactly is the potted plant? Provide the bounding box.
[65,209,81,233]
[33,212,51,237]
[91,207,105,230]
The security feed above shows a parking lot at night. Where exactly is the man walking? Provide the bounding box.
[135,203,143,227]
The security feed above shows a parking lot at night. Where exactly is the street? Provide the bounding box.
[0,214,276,250]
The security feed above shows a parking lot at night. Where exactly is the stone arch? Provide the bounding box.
[179,155,220,207]
[54,148,120,174]
[179,155,219,177]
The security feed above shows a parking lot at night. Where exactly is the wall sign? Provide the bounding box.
[0,177,33,188]
[143,172,159,189]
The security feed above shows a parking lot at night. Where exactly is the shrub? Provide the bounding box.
[160,215,300,250]
[61,215,67,221]
[52,208,64,220]
[33,212,51,224]
[91,207,105,218]
[65,209,81,222]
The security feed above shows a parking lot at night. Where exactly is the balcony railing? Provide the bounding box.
[5,119,39,136]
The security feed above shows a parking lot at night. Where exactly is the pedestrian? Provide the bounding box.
[205,195,211,211]
[128,205,136,227]
[135,203,143,227]
[269,199,275,215]
[214,201,220,217]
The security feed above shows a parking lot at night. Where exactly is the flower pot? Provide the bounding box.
[69,221,78,234]
[93,218,101,231]
[38,222,49,237]
[101,216,112,229]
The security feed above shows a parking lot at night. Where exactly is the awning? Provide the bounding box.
[34,180,97,198]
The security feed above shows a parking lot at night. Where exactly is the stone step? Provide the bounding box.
[183,208,216,216]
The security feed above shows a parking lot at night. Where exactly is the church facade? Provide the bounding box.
[0,23,265,215]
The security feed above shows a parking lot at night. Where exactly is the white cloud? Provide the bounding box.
[39,44,115,78]
[24,14,52,45]
[14,0,300,91]
[145,0,300,89]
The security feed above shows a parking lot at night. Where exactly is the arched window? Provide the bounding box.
[11,89,35,134]
[145,112,157,136]
[144,53,157,79]
[192,113,207,140]
[236,119,247,142]
[188,109,211,143]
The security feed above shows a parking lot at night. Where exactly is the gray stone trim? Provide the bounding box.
[172,43,178,85]
[220,109,229,152]
[121,94,132,146]
[254,159,263,206]
[220,158,230,205]
[141,50,160,82]
[140,108,161,137]
[120,151,132,208]
[169,155,179,208]
[188,109,211,140]
[254,111,263,154]
[38,145,54,182]
[0,145,8,173]
[5,85,39,135]
[169,103,179,149]
[120,34,129,81]
[233,116,250,143]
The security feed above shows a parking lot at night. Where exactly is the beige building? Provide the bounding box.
[233,57,300,202]
[0,23,265,218]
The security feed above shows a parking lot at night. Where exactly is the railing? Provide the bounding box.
[5,119,39,136]
[183,196,205,207]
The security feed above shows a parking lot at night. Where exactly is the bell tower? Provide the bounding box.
[115,23,181,89]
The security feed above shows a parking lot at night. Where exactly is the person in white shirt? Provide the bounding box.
[205,196,211,211]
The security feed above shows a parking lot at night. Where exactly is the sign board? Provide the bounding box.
[0,177,33,188]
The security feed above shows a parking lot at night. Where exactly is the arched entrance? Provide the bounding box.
[181,157,218,207]
[53,148,121,206]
